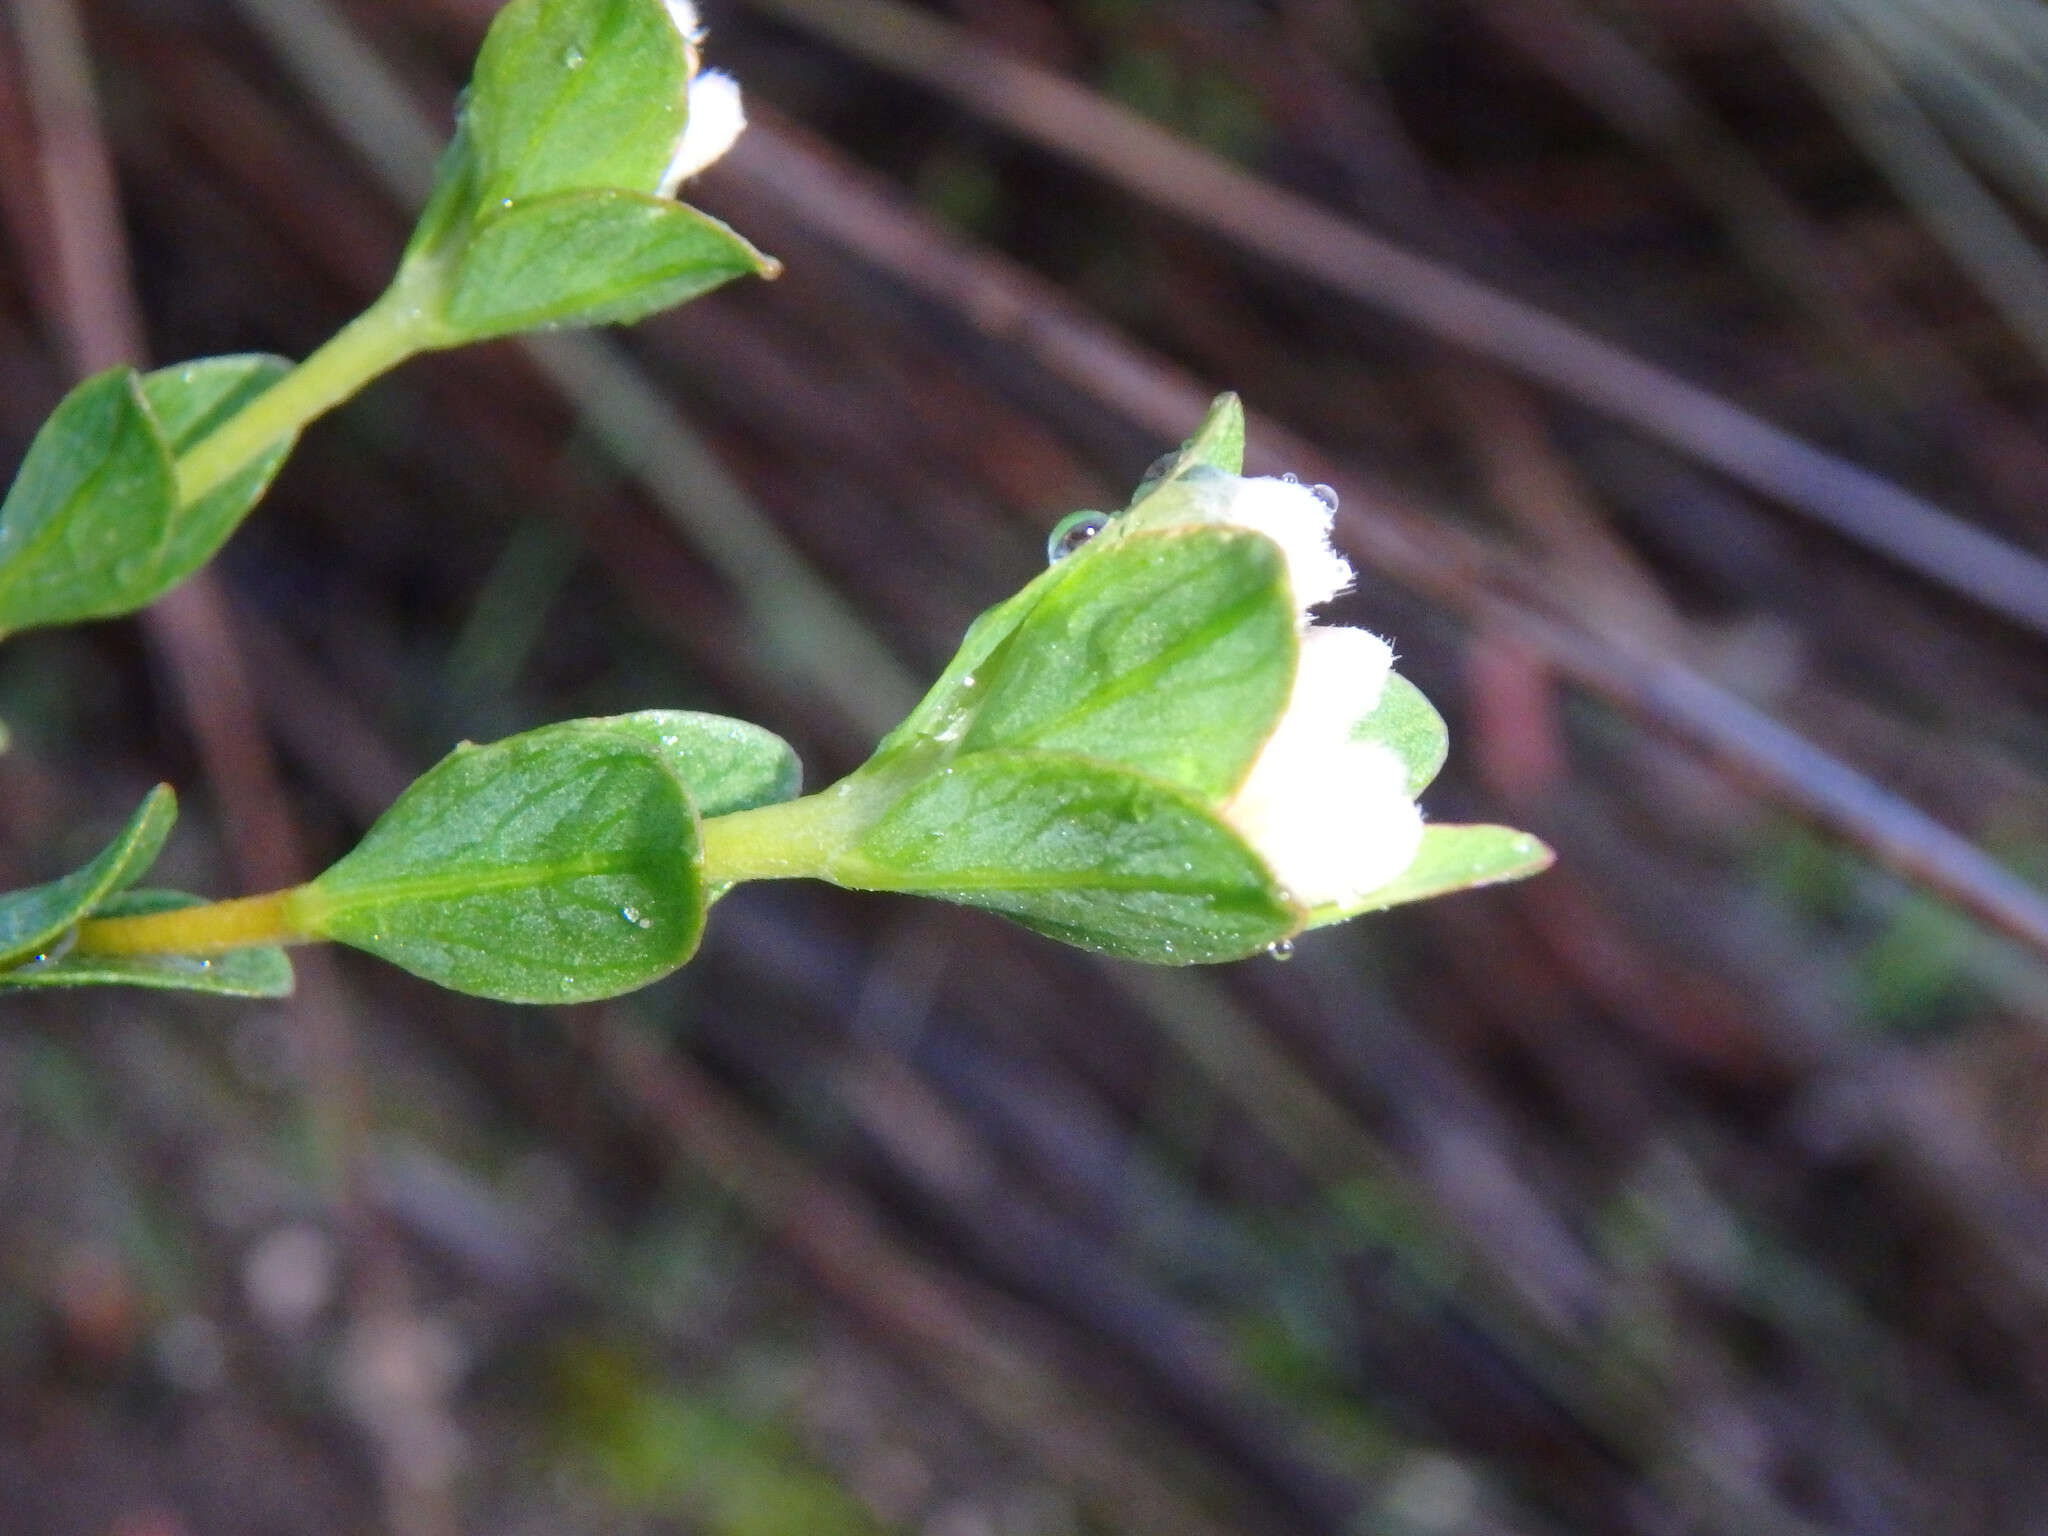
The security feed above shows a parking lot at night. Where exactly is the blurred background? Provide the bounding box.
[4,0,2048,1531]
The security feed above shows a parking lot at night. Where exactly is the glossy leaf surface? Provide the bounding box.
[1354,672,1449,797]
[0,786,175,969]
[300,720,704,1002]
[596,710,802,817]
[464,0,688,204]
[1305,823,1554,927]
[0,369,173,634]
[0,890,292,997]
[960,527,1294,798]
[139,355,295,603]
[841,751,1296,964]
[442,191,771,339]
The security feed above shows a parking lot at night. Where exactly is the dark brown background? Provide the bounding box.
[2,1,2047,1532]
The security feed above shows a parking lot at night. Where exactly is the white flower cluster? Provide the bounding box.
[1177,474,1423,908]
[657,2,747,194]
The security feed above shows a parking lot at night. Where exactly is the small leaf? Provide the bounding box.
[592,710,802,816]
[871,578,1052,760]
[441,190,774,339]
[464,0,689,204]
[138,355,296,605]
[838,750,1296,964]
[405,124,483,263]
[960,526,1294,798]
[0,368,175,634]
[1128,392,1245,505]
[1305,823,1553,927]
[298,719,705,1002]
[0,785,175,968]
[0,890,292,998]
[1179,392,1246,476]
[1354,672,1448,797]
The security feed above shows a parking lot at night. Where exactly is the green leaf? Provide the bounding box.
[591,710,802,816]
[405,123,484,263]
[960,527,1295,798]
[1355,672,1448,797]
[441,190,774,339]
[298,719,705,1002]
[871,576,1052,761]
[838,750,1296,964]
[1179,392,1246,476]
[137,354,295,604]
[0,785,175,968]
[464,0,689,205]
[876,402,1262,766]
[1305,823,1553,927]
[0,890,292,998]
[1128,392,1245,506]
[0,368,175,634]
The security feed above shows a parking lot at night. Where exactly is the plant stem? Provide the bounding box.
[699,772,905,883]
[73,887,315,957]
[173,276,442,506]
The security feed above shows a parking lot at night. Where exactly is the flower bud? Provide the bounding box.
[1169,471,1354,613]
[658,69,747,193]
[1222,625,1424,906]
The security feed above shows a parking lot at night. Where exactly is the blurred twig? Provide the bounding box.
[715,117,2048,964]
[743,0,2048,642]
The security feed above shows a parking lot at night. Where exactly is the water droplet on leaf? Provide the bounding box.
[1309,483,1339,511]
[1047,510,1110,563]
[620,905,653,929]
[1137,449,1177,486]
[1265,939,1296,962]
[562,44,585,67]
[1280,472,1300,485]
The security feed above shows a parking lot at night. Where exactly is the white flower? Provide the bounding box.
[1177,473,1353,613]
[1223,625,1423,907]
[1155,471,1425,908]
[663,1,705,48]
[654,5,745,196]
[658,70,746,192]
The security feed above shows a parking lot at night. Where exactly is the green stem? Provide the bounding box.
[173,276,444,507]
[699,771,908,884]
[73,887,319,957]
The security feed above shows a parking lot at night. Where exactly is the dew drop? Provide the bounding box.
[1138,449,1178,484]
[620,905,654,929]
[1280,471,1300,485]
[1265,938,1297,962]
[562,44,586,67]
[1047,510,1111,563]
[1309,483,1339,511]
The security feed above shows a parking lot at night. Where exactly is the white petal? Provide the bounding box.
[1221,624,1418,908]
[1212,475,1353,613]
[659,70,746,193]
[1227,739,1422,908]
[663,1,704,43]
[1289,624,1393,741]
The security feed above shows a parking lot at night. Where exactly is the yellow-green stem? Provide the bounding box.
[699,772,907,884]
[73,887,316,957]
[174,279,440,507]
